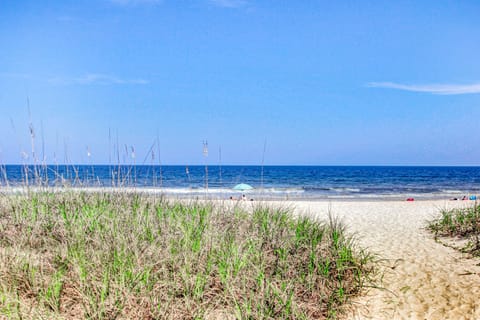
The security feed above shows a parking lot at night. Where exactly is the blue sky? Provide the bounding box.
[1,0,479,165]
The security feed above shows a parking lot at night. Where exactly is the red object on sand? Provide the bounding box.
[406,198,415,201]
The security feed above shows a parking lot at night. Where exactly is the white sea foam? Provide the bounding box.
[439,189,467,194]
[331,187,361,193]
[0,185,477,201]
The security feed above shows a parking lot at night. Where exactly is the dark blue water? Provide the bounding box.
[1,165,480,199]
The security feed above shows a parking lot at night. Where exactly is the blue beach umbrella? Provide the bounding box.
[233,183,254,191]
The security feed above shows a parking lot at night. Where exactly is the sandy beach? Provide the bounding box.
[265,199,480,320]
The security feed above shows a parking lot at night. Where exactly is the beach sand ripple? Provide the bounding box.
[287,200,480,320]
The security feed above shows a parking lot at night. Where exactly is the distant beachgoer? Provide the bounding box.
[462,196,468,200]
[406,198,414,202]
[242,194,246,201]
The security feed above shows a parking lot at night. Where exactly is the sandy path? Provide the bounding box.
[282,200,480,320]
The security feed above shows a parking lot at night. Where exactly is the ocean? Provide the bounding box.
[1,165,480,200]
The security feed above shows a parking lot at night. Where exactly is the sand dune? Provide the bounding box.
[282,200,480,320]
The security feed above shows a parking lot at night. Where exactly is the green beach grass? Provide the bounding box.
[0,191,373,319]
[428,202,480,256]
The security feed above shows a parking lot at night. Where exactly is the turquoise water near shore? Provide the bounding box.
[2,165,480,200]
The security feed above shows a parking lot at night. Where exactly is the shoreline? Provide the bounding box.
[0,186,478,203]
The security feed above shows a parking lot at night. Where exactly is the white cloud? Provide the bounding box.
[367,81,480,95]
[209,0,247,8]
[49,73,149,85]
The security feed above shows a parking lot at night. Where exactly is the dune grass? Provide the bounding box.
[0,191,373,319]
[428,202,480,256]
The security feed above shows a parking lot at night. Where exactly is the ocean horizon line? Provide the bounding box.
[2,164,480,168]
